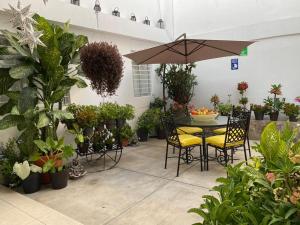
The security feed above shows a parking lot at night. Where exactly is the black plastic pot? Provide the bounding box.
[156,126,166,140]
[83,127,94,137]
[116,119,126,128]
[77,140,89,153]
[269,111,279,121]
[106,120,116,130]
[22,172,41,194]
[289,115,298,122]
[50,169,69,190]
[137,128,149,142]
[254,111,264,120]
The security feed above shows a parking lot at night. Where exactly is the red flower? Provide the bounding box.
[237,81,248,91]
[265,172,276,183]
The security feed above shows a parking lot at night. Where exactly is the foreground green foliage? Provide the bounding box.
[0,15,88,153]
[189,122,300,225]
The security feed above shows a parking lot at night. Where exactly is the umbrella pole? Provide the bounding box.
[162,64,167,113]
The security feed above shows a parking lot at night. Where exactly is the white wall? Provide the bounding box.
[191,34,300,109]
[174,0,300,37]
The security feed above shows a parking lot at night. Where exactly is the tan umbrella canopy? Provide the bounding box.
[124,34,254,64]
[124,34,254,111]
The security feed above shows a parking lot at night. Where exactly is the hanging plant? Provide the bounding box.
[80,42,124,96]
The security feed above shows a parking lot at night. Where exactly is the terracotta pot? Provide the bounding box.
[35,155,63,185]
[121,139,129,147]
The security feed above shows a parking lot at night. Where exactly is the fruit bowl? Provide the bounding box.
[191,113,219,121]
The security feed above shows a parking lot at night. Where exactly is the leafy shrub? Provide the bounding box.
[137,108,160,131]
[252,104,267,113]
[150,97,165,110]
[189,122,300,225]
[284,103,300,117]
[75,105,98,128]
[217,103,232,116]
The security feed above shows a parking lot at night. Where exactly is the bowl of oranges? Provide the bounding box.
[190,107,218,121]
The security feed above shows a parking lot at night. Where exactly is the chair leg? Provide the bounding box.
[206,145,209,171]
[247,136,251,158]
[243,145,248,165]
[200,146,203,171]
[231,148,234,164]
[224,150,228,166]
[215,148,217,158]
[176,147,182,177]
[164,143,169,169]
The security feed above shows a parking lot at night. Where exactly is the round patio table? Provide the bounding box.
[175,116,228,171]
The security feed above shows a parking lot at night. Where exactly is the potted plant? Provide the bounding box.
[136,109,157,142]
[251,104,266,120]
[98,102,119,129]
[264,84,285,121]
[75,105,98,136]
[237,81,249,108]
[0,139,23,187]
[117,104,135,127]
[217,103,232,116]
[120,124,134,147]
[67,124,88,154]
[33,137,74,189]
[210,94,220,112]
[13,161,42,194]
[92,128,115,151]
[283,103,299,122]
[150,97,165,110]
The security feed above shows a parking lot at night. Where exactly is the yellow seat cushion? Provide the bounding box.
[213,127,226,135]
[170,134,202,147]
[206,135,243,148]
[177,127,203,135]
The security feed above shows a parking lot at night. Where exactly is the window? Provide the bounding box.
[132,62,152,97]
[63,91,71,105]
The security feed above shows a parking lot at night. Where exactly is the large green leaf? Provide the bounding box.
[0,99,15,116]
[6,91,20,102]
[18,87,37,114]
[0,34,9,45]
[1,30,31,57]
[74,76,87,88]
[9,64,35,79]
[37,112,51,128]
[52,110,73,120]
[0,59,23,68]
[50,87,69,103]
[0,45,22,60]
[17,125,39,157]
[0,69,16,95]
[0,114,23,130]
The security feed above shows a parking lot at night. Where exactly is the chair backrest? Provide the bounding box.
[160,114,180,146]
[224,116,248,148]
[232,106,252,132]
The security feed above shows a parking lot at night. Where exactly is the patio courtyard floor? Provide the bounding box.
[2,139,257,225]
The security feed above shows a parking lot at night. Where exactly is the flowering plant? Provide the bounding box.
[210,94,220,111]
[270,84,282,96]
[92,127,115,150]
[237,81,248,94]
[237,81,248,107]
[295,96,300,103]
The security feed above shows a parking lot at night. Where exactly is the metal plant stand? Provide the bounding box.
[76,142,123,172]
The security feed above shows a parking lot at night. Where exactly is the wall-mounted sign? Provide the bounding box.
[231,58,238,70]
[240,47,248,56]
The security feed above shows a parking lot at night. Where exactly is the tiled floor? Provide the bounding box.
[1,139,257,225]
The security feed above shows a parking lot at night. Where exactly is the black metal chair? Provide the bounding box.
[161,114,203,176]
[213,106,252,157]
[206,116,248,167]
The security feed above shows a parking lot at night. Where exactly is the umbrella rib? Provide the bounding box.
[168,48,186,56]
[187,40,207,56]
[137,39,185,64]
[201,43,241,55]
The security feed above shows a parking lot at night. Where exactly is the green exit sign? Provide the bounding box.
[240,47,248,56]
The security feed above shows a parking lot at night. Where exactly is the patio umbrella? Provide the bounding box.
[124,34,254,110]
